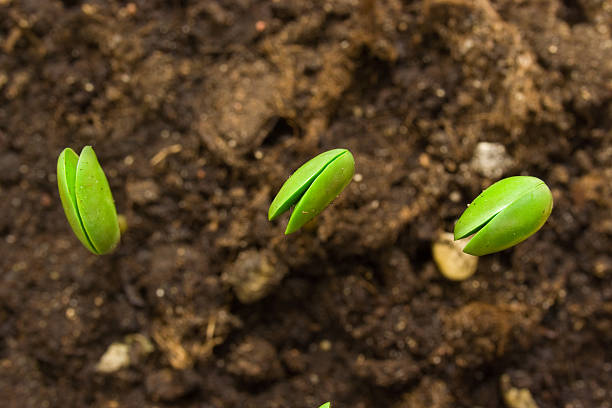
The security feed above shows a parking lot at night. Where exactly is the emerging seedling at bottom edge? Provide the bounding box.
[454,176,553,256]
[318,403,331,408]
[57,146,120,255]
[268,149,355,234]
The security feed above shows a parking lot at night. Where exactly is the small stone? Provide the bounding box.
[95,334,154,373]
[95,343,130,373]
[471,142,514,178]
[222,249,288,303]
[432,232,478,281]
[500,374,539,408]
[319,339,332,351]
[449,191,461,203]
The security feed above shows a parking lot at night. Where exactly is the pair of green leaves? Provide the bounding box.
[454,176,553,256]
[57,146,120,255]
[268,149,355,234]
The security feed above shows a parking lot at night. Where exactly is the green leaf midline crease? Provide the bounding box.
[72,165,99,254]
[293,150,348,205]
[455,181,545,240]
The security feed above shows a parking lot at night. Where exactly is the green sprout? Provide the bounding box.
[57,146,120,255]
[318,403,331,408]
[268,149,355,234]
[454,176,553,256]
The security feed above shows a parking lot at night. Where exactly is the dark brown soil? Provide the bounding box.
[1,0,611,407]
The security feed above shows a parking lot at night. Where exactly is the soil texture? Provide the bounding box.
[0,0,611,407]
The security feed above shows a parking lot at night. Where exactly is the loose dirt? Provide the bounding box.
[0,0,610,407]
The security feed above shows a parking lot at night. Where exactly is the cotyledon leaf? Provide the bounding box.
[454,176,544,240]
[268,149,347,221]
[57,148,98,254]
[454,176,553,256]
[269,149,355,234]
[57,146,120,255]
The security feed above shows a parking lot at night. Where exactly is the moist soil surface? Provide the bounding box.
[1,1,611,407]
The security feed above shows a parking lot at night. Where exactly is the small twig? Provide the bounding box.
[150,144,183,166]
[206,314,216,341]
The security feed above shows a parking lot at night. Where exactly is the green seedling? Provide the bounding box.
[57,146,120,255]
[269,149,355,234]
[454,176,553,256]
[318,403,331,408]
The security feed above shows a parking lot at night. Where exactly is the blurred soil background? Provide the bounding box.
[0,0,611,407]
